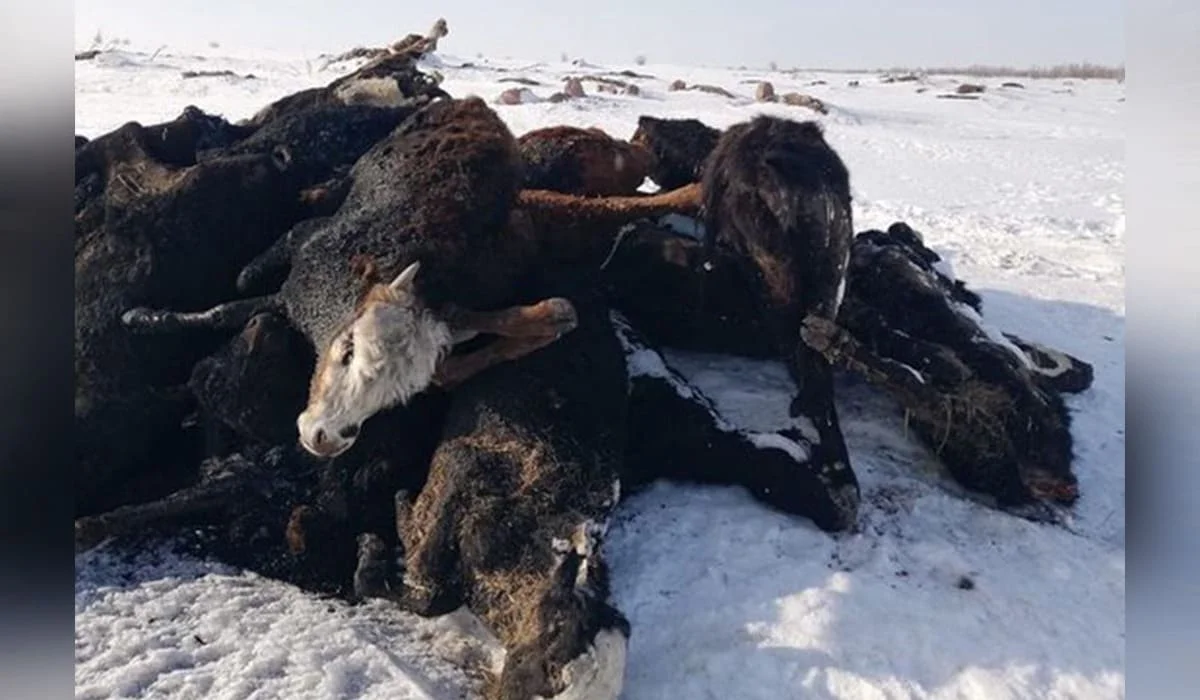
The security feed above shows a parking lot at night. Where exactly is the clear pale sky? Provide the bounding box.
[74,0,1124,69]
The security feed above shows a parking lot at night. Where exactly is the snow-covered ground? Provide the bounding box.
[75,46,1125,700]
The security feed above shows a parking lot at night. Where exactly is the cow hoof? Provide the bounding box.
[121,307,168,330]
[539,297,578,335]
[353,532,392,600]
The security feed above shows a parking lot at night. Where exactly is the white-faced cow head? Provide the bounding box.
[297,261,453,458]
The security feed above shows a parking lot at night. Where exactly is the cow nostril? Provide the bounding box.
[338,424,360,440]
[314,428,327,446]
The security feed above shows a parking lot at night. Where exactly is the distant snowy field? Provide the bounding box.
[75,47,1125,700]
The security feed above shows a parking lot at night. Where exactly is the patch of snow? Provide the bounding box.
[538,628,628,700]
[931,256,957,282]
[75,543,488,699]
[657,213,706,241]
[898,361,927,384]
[747,431,811,462]
[954,300,1037,369]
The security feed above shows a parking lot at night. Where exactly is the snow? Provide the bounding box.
[76,45,1125,699]
[746,432,811,463]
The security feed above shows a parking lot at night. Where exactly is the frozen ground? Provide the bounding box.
[75,45,1125,700]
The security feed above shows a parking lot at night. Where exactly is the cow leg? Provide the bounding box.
[74,455,263,552]
[801,315,937,396]
[1002,332,1095,394]
[755,300,853,490]
[237,216,328,294]
[838,301,974,389]
[615,314,859,531]
[433,334,565,389]
[468,510,629,700]
[351,490,418,603]
[122,295,283,334]
[445,297,579,340]
[357,477,466,617]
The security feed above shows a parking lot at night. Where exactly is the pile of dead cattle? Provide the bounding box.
[75,41,1094,700]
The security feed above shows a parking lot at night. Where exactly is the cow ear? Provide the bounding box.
[389,261,420,293]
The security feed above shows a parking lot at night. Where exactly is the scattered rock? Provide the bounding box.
[808,79,827,86]
[669,79,688,91]
[563,77,586,98]
[580,75,628,88]
[848,80,860,87]
[755,81,777,103]
[576,75,640,95]
[498,77,542,86]
[956,83,986,94]
[593,82,640,96]
[548,92,571,103]
[781,92,828,114]
[75,49,101,61]
[689,83,736,98]
[610,69,655,79]
[181,70,256,80]
[956,575,976,590]
[937,93,980,100]
[1001,81,1026,89]
[496,87,541,105]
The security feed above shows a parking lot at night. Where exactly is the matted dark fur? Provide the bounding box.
[213,102,419,193]
[702,115,856,486]
[355,281,630,699]
[518,125,655,195]
[119,96,705,474]
[187,312,314,450]
[124,97,529,350]
[600,216,1091,517]
[600,220,774,357]
[75,96,426,515]
[82,260,867,697]
[76,310,450,598]
[75,106,252,188]
[74,107,254,237]
[75,123,305,516]
[243,50,448,128]
[616,315,859,531]
[125,98,706,352]
[276,96,530,348]
[629,115,721,190]
[824,223,1088,510]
